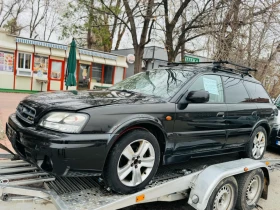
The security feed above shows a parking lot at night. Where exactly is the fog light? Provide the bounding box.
[192,194,199,204]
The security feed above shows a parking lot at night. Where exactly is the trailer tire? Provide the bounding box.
[235,169,264,210]
[206,176,238,210]
[103,129,160,194]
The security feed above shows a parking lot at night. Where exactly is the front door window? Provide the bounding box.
[47,59,64,91]
[51,61,62,79]
[78,64,90,90]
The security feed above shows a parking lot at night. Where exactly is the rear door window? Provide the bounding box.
[188,75,224,103]
[243,81,271,103]
[222,77,250,103]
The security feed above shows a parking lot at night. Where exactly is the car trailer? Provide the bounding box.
[0,151,280,210]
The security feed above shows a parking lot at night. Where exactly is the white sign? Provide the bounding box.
[127,54,135,64]
[203,78,219,95]
[37,70,43,78]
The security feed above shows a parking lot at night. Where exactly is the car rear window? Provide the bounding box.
[243,81,271,103]
[222,77,250,103]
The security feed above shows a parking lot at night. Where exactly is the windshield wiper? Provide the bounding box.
[110,89,137,94]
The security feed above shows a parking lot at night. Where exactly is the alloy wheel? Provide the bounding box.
[252,131,265,159]
[117,139,155,187]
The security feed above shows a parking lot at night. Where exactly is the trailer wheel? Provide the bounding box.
[235,169,264,210]
[206,176,238,210]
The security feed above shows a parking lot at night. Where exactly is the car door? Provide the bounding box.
[243,81,276,139]
[172,74,227,156]
[222,76,258,148]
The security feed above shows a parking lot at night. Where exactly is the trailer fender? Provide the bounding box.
[188,158,268,210]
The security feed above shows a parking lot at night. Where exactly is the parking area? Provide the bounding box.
[0,92,280,210]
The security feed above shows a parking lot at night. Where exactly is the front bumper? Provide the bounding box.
[7,113,110,176]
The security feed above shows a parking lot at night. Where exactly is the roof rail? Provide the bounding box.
[164,60,257,76]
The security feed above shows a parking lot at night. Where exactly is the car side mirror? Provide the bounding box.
[186,90,209,103]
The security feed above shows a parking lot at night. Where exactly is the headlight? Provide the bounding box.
[39,112,89,133]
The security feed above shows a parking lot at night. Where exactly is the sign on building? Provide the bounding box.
[184,55,200,63]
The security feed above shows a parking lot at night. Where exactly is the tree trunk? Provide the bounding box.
[134,46,144,74]
[180,0,186,62]
[214,0,242,60]
[87,0,94,49]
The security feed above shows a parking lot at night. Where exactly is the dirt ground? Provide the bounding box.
[0,92,280,210]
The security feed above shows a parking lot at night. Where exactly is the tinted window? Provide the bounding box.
[92,63,102,83]
[222,77,250,103]
[104,65,114,84]
[244,81,271,103]
[189,75,224,103]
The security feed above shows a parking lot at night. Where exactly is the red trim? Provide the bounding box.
[114,126,148,142]
[112,66,116,85]
[101,64,105,84]
[13,45,17,90]
[76,60,80,90]
[77,60,80,88]
[89,63,93,89]
[47,55,51,91]
[31,52,34,90]
[60,60,65,90]
[123,67,126,80]
[32,46,35,71]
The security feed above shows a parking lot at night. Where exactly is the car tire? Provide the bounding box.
[206,176,238,210]
[103,129,160,194]
[241,126,267,160]
[235,169,264,210]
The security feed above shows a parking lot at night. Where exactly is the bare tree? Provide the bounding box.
[42,1,61,41]
[154,0,213,62]
[100,0,160,73]
[28,0,50,39]
[210,0,280,61]
[0,0,27,28]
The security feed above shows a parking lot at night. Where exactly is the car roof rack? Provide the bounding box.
[162,60,257,77]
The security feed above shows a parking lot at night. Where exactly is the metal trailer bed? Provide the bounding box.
[0,153,279,210]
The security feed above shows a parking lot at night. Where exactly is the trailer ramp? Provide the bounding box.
[2,154,277,210]
[0,159,55,187]
[43,154,239,210]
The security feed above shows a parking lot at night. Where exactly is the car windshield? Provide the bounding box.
[110,68,196,99]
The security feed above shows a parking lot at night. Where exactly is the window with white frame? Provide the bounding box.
[17,52,32,77]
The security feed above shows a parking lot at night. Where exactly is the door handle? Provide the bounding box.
[217,112,224,117]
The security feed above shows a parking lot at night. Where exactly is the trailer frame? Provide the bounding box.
[0,155,278,210]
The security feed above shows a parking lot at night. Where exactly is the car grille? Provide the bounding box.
[16,103,36,124]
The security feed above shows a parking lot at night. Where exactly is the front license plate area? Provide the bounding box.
[6,123,18,142]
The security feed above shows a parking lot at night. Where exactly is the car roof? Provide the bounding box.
[156,65,261,84]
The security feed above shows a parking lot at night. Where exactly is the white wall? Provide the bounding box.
[0,72,13,89]
[114,67,124,84]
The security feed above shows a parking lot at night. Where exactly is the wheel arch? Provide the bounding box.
[105,117,168,166]
[260,167,270,199]
[188,159,268,210]
[252,120,271,137]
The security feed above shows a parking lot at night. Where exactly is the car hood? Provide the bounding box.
[21,90,166,115]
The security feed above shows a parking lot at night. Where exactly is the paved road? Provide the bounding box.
[0,92,280,210]
[0,92,27,153]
